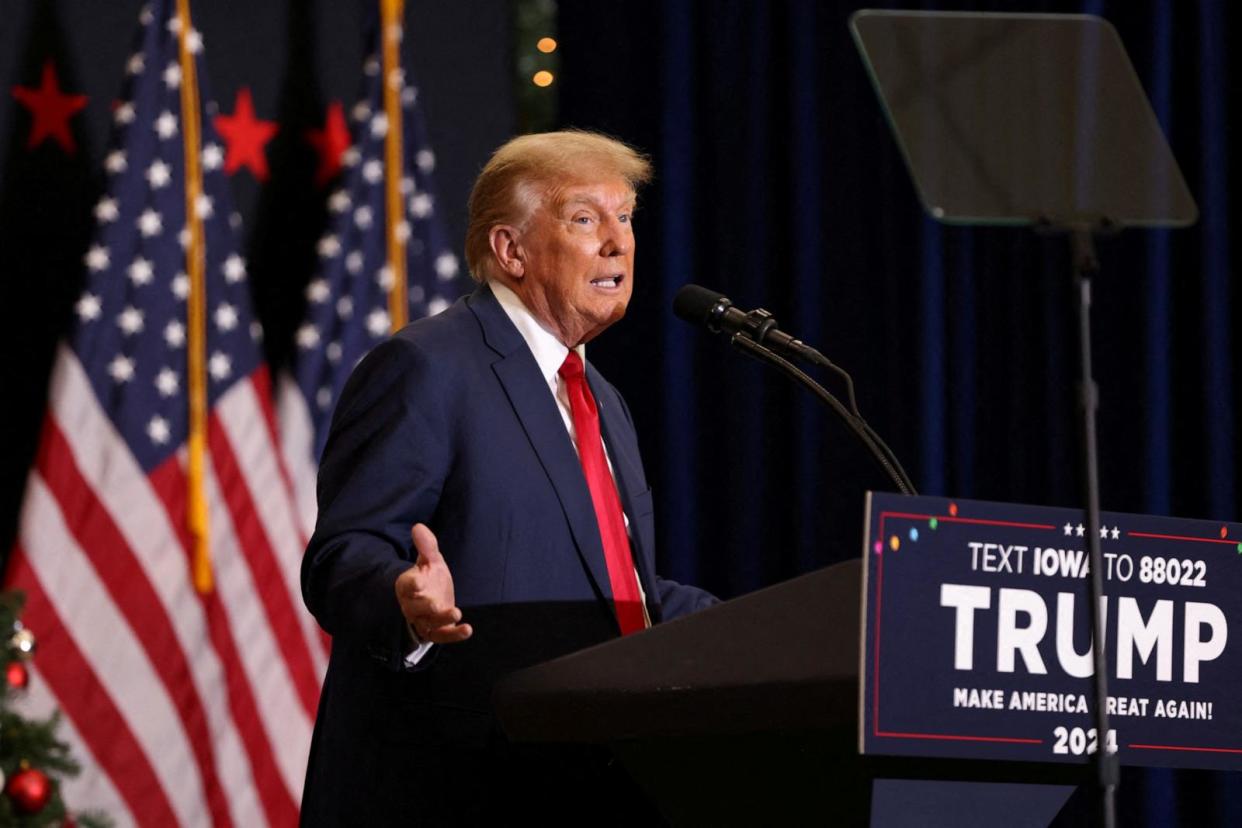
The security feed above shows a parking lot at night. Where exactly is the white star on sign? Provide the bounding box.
[222,254,246,283]
[1111,527,1120,540]
[85,245,110,272]
[1075,524,1085,537]
[94,197,119,222]
[147,415,170,445]
[366,309,390,337]
[305,279,330,303]
[164,320,186,348]
[1063,522,1073,536]
[155,111,178,139]
[137,209,163,238]
[208,352,232,381]
[155,367,179,397]
[117,306,145,335]
[128,257,154,286]
[108,354,135,383]
[215,302,238,331]
[75,293,101,322]
[163,62,181,89]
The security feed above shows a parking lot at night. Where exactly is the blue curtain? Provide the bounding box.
[561,0,1240,822]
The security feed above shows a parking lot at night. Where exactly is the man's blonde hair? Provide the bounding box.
[465,130,653,282]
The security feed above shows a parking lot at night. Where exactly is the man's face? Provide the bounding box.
[511,176,636,347]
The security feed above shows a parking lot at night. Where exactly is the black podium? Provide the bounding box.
[493,560,865,824]
[493,559,1090,826]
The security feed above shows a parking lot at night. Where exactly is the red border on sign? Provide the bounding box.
[871,509,1056,746]
[870,507,1242,757]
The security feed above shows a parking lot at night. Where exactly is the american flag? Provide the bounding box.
[6,1,321,825]
[276,13,462,536]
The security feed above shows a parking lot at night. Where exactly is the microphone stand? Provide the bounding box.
[729,335,917,497]
[1068,224,1118,828]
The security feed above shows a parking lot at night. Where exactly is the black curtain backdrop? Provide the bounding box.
[561,0,1239,823]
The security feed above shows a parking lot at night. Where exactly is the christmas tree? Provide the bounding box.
[0,592,108,827]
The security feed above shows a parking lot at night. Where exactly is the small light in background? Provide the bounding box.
[537,36,558,53]
[532,70,554,88]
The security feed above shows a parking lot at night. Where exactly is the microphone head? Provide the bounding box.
[673,284,730,326]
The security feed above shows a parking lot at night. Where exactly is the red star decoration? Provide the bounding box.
[10,60,88,155]
[305,101,352,188]
[213,86,278,181]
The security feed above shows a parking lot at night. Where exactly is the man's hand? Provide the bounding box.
[394,524,473,644]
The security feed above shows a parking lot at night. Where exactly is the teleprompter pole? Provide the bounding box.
[1071,226,1119,828]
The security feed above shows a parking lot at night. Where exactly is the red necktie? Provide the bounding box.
[558,351,648,635]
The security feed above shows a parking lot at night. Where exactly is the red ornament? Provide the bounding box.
[213,86,279,181]
[9,60,88,155]
[305,100,351,187]
[6,661,29,689]
[6,767,51,814]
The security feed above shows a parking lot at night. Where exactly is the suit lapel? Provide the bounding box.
[469,286,615,608]
[593,373,660,609]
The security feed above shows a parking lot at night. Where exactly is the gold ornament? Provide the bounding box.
[10,627,36,660]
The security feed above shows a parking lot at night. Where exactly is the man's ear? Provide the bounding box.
[488,225,525,279]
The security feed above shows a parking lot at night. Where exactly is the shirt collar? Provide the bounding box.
[490,280,586,390]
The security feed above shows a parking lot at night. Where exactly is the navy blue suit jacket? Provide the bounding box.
[300,285,715,824]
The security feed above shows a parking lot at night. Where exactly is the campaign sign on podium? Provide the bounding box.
[861,492,1242,771]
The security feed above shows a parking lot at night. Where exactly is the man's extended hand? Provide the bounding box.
[394,523,473,644]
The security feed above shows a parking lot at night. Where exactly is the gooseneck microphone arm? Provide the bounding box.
[732,336,916,496]
[673,284,917,496]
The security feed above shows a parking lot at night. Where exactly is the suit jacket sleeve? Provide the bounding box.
[301,336,450,670]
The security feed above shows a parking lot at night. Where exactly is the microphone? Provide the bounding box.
[673,283,918,495]
[672,284,823,365]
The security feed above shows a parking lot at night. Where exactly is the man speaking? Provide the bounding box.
[300,131,716,824]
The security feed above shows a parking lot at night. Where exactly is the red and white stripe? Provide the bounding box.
[6,346,323,827]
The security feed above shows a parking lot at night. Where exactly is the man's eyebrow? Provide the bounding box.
[559,195,638,211]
